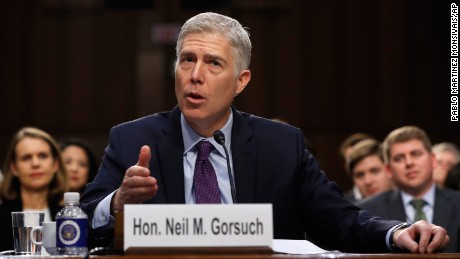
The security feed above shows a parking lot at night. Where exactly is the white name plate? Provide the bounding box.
[124,204,273,251]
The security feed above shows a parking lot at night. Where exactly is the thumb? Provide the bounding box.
[136,145,151,169]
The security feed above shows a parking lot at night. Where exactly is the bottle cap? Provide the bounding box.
[64,192,80,204]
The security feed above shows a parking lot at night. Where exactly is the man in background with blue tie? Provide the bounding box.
[80,13,449,253]
[358,126,460,252]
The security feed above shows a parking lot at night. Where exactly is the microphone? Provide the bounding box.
[213,130,237,203]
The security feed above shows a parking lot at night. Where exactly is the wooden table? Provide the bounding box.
[93,253,460,259]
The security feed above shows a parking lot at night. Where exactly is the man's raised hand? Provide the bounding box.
[111,145,158,213]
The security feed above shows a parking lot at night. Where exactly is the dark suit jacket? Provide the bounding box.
[358,188,460,252]
[0,196,62,252]
[81,106,402,252]
[343,188,360,204]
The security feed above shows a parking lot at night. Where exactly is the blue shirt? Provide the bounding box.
[400,183,435,223]
[181,112,234,204]
[92,110,234,228]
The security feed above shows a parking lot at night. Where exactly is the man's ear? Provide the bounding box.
[235,69,251,95]
[384,165,393,179]
[429,152,436,169]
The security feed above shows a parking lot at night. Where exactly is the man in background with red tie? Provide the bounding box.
[358,126,460,252]
[80,13,449,254]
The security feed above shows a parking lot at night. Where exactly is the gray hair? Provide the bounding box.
[432,142,460,163]
[175,12,252,75]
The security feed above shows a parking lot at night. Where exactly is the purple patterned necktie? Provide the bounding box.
[193,140,221,204]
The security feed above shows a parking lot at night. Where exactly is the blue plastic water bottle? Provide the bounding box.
[56,192,88,256]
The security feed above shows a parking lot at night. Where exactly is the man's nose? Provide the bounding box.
[191,62,204,84]
[363,174,373,185]
[405,155,414,167]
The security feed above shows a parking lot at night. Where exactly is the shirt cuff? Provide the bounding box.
[386,224,399,251]
[92,190,117,229]
[386,223,411,252]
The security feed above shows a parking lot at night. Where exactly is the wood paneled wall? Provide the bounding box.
[0,0,457,191]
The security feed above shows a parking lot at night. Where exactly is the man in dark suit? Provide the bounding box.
[80,13,449,254]
[346,139,394,201]
[358,126,460,252]
[338,133,373,203]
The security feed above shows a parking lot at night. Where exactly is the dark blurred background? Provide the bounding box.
[0,0,458,193]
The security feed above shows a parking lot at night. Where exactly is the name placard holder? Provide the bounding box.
[123,204,273,255]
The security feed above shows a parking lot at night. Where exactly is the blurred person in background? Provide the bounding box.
[432,142,460,188]
[359,126,460,252]
[0,127,68,252]
[444,163,460,191]
[339,132,374,202]
[61,139,99,194]
[346,139,394,202]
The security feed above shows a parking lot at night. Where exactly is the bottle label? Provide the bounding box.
[56,218,87,248]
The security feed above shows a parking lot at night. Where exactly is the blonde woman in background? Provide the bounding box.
[0,127,68,252]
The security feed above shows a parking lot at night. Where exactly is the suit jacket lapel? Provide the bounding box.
[386,190,407,221]
[231,108,257,203]
[156,107,186,203]
[156,107,258,204]
[433,187,452,227]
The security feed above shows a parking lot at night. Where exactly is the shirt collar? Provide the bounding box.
[400,183,436,207]
[181,110,233,157]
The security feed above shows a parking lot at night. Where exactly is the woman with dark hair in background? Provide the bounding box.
[60,138,98,194]
[0,127,68,252]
